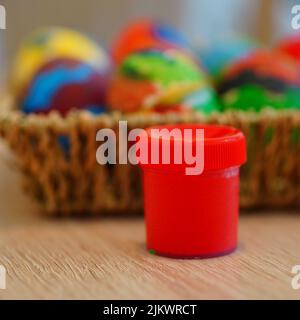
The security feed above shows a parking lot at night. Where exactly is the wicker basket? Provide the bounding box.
[1,94,300,215]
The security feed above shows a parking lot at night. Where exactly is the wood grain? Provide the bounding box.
[0,142,300,300]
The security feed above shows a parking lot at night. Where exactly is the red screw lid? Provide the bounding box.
[138,124,247,172]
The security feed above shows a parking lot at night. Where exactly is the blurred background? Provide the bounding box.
[1,0,300,300]
[0,0,298,84]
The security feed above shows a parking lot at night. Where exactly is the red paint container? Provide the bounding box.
[139,124,247,259]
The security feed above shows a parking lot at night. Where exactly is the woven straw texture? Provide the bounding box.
[1,94,300,215]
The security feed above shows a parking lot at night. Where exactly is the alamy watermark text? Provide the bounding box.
[96,121,205,175]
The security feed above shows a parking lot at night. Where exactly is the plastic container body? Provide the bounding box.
[144,166,240,258]
[140,124,246,259]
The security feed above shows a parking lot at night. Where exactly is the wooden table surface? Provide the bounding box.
[0,143,300,300]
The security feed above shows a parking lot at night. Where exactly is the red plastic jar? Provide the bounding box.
[139,124,247,259]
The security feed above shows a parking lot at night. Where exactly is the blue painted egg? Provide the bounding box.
[22,58,109,116]
[197,37,257,79]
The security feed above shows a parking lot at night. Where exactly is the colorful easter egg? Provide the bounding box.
[198,37,257,79]
[22,58,108,116]
[107,49,220,113]
[218,50,300,111]
[10,27,110,97]
[111,19,190,64]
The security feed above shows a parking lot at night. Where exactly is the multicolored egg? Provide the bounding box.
[197,37,257,79]
[111,19,190,64]
[217,50,300,111]
[10,27,110,97]
[22,58,109,116]
[107,49,219,113]
[277,33,300,61]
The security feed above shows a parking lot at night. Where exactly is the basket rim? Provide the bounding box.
[1,91,300,131]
